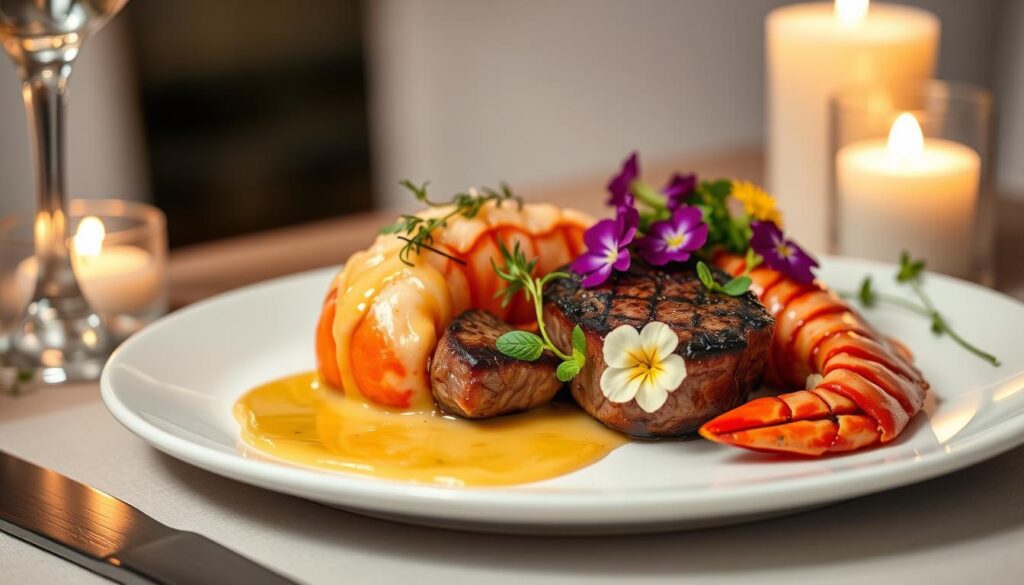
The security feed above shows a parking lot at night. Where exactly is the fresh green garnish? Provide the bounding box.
[492,240,586,381]
[696,257,757,297]
[896,251,926,283]
[849,252,999,366]
[381,180,522,266]
[494,330,545,361]
[690,179,751,254]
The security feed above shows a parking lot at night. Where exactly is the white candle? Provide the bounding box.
[767,0,939,251]
[14,216,162,315]
[836,113,981,278]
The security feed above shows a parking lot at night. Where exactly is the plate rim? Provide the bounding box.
[100,257,1024,526]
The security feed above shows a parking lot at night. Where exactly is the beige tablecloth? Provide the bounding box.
[3,384,1024,584]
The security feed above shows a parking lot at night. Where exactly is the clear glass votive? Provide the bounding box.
[830,80,995,282]
[1,199,168,344]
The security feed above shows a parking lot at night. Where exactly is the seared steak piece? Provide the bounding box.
[430,309,563,418]
[544,262,774,437]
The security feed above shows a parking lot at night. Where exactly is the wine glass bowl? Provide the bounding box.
[0,0,127,36]
[0,0,129,384]
[0,0,126,63]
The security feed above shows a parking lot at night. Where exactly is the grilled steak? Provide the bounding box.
[544,262,774,437]
[430,309,563,418]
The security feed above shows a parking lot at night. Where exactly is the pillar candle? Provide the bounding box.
[767,0,939,251]
[836,113,980,278]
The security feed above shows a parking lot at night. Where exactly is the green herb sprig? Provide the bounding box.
[492,241,586,381]
[690,179,751,254]
[695,248,760,297]
[381,180,522,266]
[851,252,1000,366]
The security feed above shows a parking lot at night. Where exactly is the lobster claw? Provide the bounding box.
[699,388,882,456]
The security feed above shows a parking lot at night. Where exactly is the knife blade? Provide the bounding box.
[0,450,297,585]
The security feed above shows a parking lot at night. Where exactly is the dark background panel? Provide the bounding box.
[125,0,373,248]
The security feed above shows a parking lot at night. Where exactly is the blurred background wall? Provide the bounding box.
[367,0,1006,206]
[0,0,1020,245]
[0,18,149,219]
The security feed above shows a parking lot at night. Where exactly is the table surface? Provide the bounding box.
[4,149,1024,584]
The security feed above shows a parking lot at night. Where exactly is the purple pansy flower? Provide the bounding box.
[606,152,698,211]
[661,173,697,210]
[750,221,819,284]
[571,206,639,288]
[606,152,639,208]
[635,206,708,266]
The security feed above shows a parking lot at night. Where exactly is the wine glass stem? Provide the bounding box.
[3,51,111,381]
[21,61,80,301]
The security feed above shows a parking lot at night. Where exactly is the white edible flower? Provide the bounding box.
[599,321,687,413]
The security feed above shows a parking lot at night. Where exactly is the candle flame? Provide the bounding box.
[835,0,869,26]
[74,216,106,258]
[887,112,924,165]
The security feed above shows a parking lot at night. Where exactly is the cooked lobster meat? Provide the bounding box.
[698,255,930,456]
[315,202,591,410]
[544,262,775,437]
[430,309,563,418]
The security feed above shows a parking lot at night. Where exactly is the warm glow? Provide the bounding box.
[74,216,106,257]
[887,112,924,165]
[835,0,869,26]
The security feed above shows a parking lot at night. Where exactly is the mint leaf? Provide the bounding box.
[696,261,717,291]
[722,276,752,296]
[572,348,586,368]
[496,331,544,361]
[571,325,586,356]
[556,358,582,382]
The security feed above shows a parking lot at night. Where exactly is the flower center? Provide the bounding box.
[664,233,685,250]
[604,246,620,264]
[774,240,793,259]
[626,348,665,386]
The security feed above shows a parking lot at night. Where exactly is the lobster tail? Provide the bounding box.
[316,202,591,410]
[699,256,929,456]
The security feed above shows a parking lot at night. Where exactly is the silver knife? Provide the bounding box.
[0,450,298,585]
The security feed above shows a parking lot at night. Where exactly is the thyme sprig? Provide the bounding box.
[492,241,586,382]
[850,252,1000,366]
[381,180,522,266]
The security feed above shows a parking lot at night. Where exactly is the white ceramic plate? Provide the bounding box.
[102,257,1024,534]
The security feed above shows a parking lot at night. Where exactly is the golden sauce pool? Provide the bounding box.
[233,372,628,487]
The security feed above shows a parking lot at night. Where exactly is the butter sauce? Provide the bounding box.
[234,372,627,487]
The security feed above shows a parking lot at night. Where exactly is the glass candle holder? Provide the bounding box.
[830,80,995,282]
[1,199,168,346]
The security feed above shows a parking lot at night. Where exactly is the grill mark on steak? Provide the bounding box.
[546,262,774,358]
[544,262,775,437]
[430,309,563,419]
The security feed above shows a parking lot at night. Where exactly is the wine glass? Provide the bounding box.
[0,0,129,383]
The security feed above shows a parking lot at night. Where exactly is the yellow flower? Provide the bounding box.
[600,322,687,413]
[731,180,783,226]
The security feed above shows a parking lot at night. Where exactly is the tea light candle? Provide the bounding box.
[836,113,981,277]
[15,216,161,315]
[767,0,939,252]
